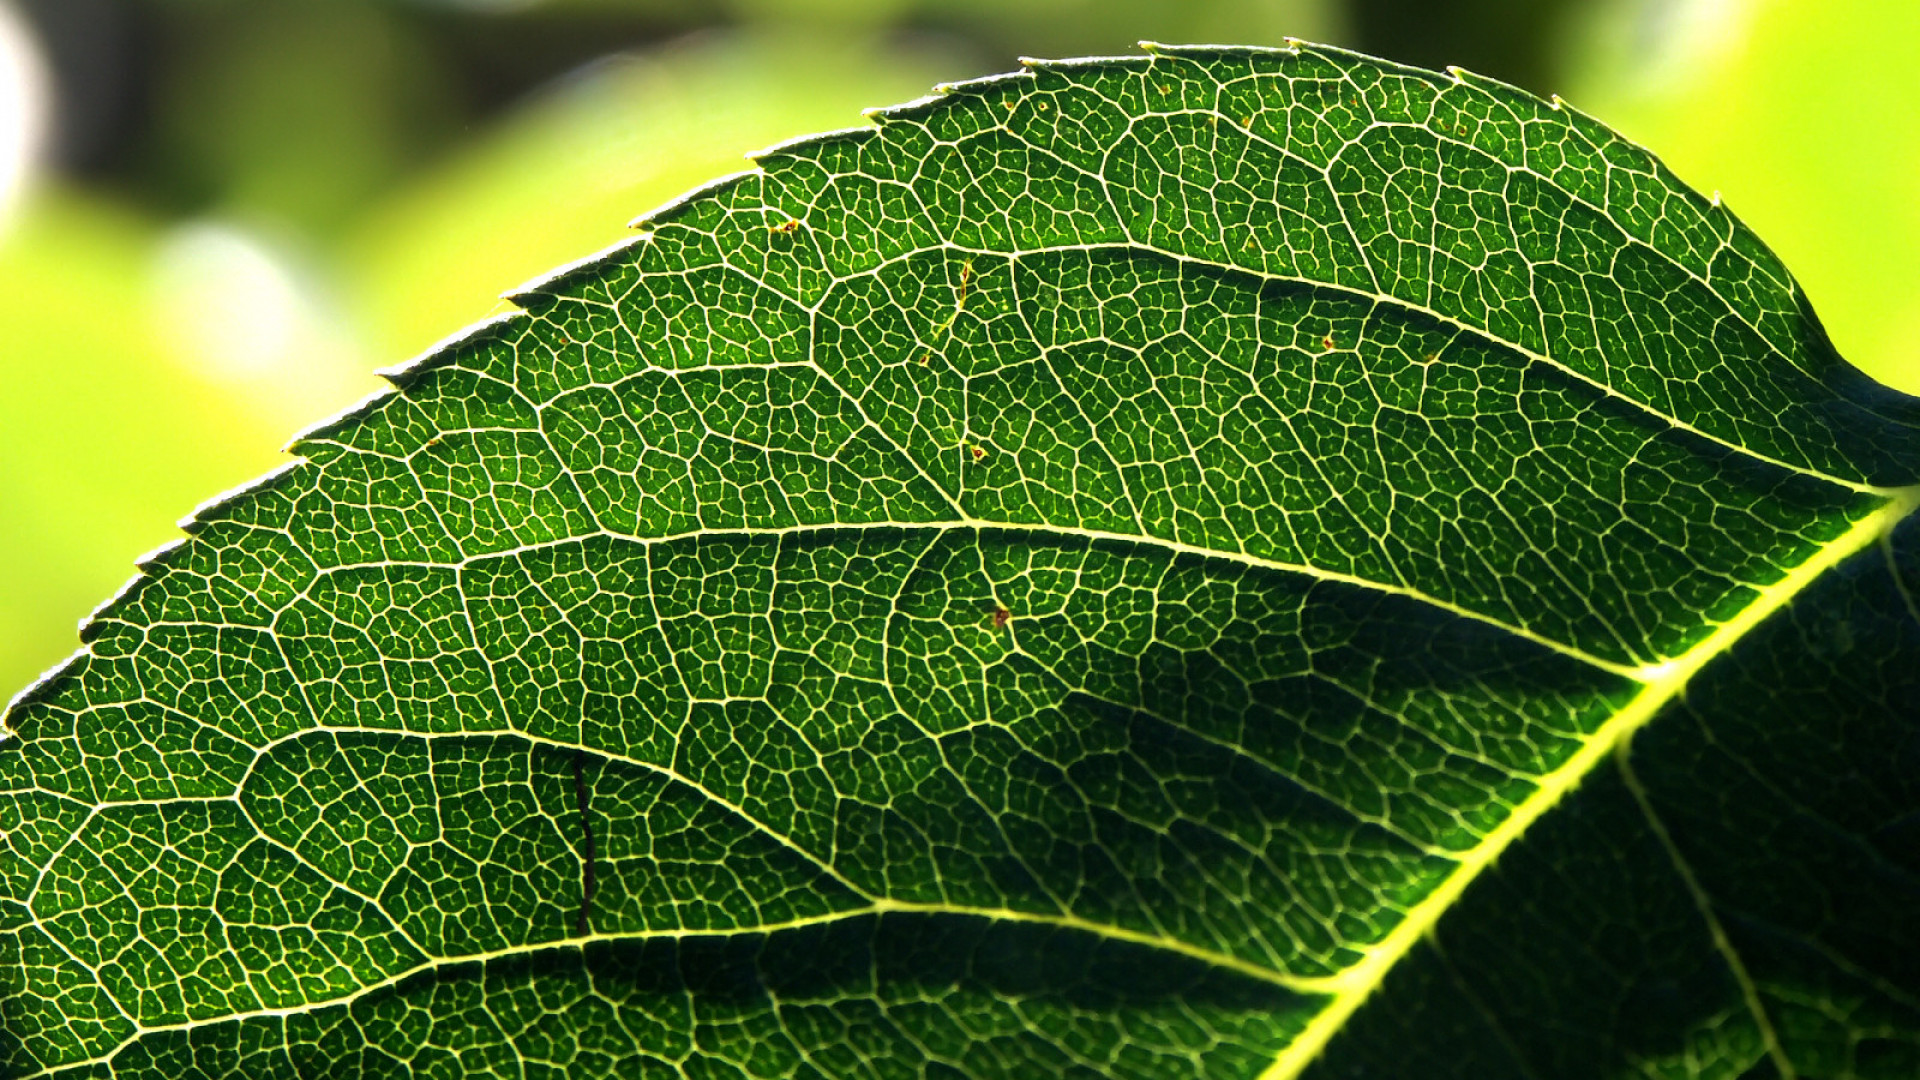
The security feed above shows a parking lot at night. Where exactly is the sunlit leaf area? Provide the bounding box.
[3,0,1915,699]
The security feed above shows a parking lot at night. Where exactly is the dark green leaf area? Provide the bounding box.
[1308,516,1920,1080]
[45,918,1318,1080]
[1623,515,1920,1079]
[433,526,1624,961]
[0,504,1636,1072]
[1306,763,1777,1080]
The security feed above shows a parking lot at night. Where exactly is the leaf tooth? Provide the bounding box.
[862,92,948,122]
[63,538,198,652]
[131,538,187,569]
[744,124,875,163]
[618,166,763,232]
[0,643,85,720]
[1435,63,1543,108]
[76,557,168,639]
[1440,65,1759,259]
[15,347,408,717]
[1145,41,1300,58]
[501,231,654,309]
[1531,86,1748,231]
[1287,36,1456,87]
[282,385,405,455]
[374,310,523,389]
[930,68,1035,99]
[174,457,308,534]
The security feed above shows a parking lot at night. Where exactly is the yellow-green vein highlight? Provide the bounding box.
[1255,487,1920,1080]
[1617,743,1794,1079]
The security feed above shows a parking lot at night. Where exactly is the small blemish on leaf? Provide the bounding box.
[768,218,802,235]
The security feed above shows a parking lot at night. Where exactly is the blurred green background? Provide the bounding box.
[1,0,1915,697]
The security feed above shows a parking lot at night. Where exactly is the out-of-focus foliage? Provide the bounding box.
[344,30,977,364]
[146,3,459,235]
[0,193,291,693]
[1565,0,1920,395]
[0,1,43,222]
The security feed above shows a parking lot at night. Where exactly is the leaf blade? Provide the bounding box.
[4,41,1918,1079]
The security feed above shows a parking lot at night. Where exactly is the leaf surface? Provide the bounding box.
[3,42,1918,1080]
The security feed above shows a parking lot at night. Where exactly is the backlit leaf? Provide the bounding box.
[3,42,1917,1080]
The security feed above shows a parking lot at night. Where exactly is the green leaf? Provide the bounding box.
[4,41,1918,1080]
